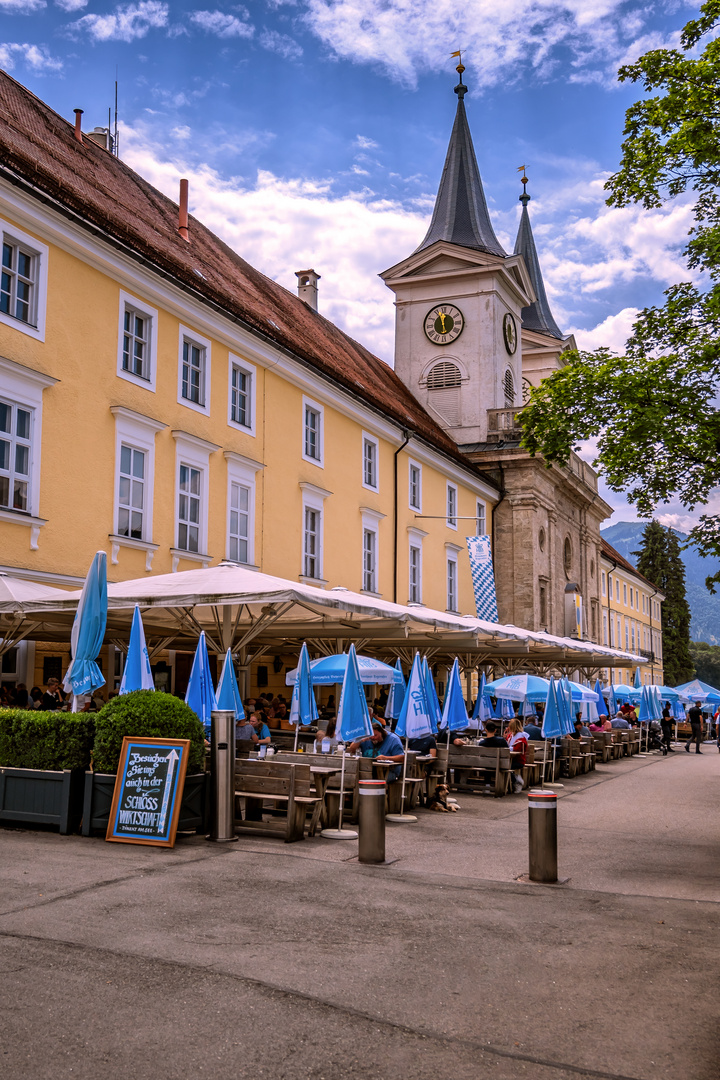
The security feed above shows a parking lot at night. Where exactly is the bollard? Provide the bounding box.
[208,709,237,842]
[527,789,557,882]
[358,779,386,863]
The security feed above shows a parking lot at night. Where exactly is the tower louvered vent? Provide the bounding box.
[427,362,462,389]
[504,368,515,406]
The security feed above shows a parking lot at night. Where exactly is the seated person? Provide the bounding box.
[569,719,585,740]
[274,703,289,725]
[479,719,507,747]
[407,733,437,757]
[611,711,631,729]
[505,717,528,792]
[249,711,272,745]
[348,720,404,780]
[314,718,339,753]
[600,714,613,731]
[523,717,543,740]
[235,716,258,745]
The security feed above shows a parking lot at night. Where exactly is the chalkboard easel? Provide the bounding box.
[106,737,191,848]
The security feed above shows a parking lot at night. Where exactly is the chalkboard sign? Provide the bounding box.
[106,737,191,847]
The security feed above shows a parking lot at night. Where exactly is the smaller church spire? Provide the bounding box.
[513,173,563,340]
[415,61,505,258]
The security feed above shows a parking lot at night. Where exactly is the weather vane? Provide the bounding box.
[517,164,529,194]
[450,50,464,76]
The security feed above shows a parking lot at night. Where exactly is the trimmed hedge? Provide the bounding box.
[93,691,205,774]
[0,709,95,771]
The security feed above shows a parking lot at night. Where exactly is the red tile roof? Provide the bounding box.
[0,71,493,481]
[601,538,663,593]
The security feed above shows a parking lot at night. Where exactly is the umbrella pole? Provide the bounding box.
[320,747,358,840]
[293,723,299,752]
[546,740,564,788]
[386,736,417,823]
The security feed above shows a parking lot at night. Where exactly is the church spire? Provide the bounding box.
[513,174,563,339]
[415,64,506,257]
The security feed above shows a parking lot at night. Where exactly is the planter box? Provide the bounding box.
[0,767,85,834]
[81,770,208,837]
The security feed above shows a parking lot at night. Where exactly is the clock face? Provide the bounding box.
[503,312,518,355]
[424,304,464,345]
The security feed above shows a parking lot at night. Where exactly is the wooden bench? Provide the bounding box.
[522,743,543,789]
[234,760,321,842]
[578,737,596,773]
[275,752,373,825]
[447,745,513,797]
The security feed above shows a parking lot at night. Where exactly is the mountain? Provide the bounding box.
[601,521,720,644]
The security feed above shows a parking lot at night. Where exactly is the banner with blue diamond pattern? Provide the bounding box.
[466,535,499,623]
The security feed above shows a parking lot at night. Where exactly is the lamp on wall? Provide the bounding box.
[272,656,283,674]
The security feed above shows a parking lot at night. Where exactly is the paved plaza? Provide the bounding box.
[1,748,718,1080]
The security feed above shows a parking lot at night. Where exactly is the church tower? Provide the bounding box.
[380,64,535,445]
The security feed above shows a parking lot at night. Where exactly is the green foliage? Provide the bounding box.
[634,521,694,685]
[689,639,720,686]
[520,2,720,587]
[0,710,95,771]
[93,691,205,775]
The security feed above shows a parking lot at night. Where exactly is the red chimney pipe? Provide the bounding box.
[178,178,189,242]
[73,109,84,143]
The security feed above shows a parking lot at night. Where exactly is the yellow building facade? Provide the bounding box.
[0,74,498,695]
[600,541,665,687]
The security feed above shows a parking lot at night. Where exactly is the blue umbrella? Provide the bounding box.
[323,644,373,839]
[674,678,720,703]
[289,642,318,750]
[559,678,576,735]
[500,695,515,719]
[396,653,433,740]
[385,659,406,721]
[439,658,469,737]
[634,667,642,689]
[470,672,492,730]
[593,679,607,715]
[63,550,107,708]
[542,678,564,739]
[638,685,652,723]
[285,652,401,686]
[485,673,550,703]
[119,605,154,694]
[421,657,442,734]
[217,649,244,720]
[185,631,218,737]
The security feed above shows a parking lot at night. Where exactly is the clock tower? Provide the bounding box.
[380,66,534,445]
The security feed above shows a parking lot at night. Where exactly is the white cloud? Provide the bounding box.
[355,135,379,150]
[259,29,303,59]
[572,307,639,353]
[0,0,45,11]
[302,0,654,88]
[0,42,62,72]
[189,10,254,38]
[54,0,87,11]
[71,1,168,42]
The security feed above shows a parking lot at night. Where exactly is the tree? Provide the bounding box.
[520,1,720,588]
[689,639,720,686]
[634,521,694,684]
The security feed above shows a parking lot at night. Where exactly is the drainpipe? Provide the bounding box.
[648,585,659,684]
[491,462,506,618]
[393,430,411,603]
[606,557,617,685]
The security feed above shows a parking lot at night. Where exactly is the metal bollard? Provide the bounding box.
[527,789,557,882]
[358,779,386,863]
[208,709,237,842]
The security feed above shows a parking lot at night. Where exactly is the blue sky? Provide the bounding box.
[0,0,705,526]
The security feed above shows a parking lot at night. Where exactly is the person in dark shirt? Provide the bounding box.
[660,703,674,753]
[523,720,543,740]
[686,702,704,754]
[479,720,507,748]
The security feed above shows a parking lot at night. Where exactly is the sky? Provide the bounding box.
[0,0,706,528]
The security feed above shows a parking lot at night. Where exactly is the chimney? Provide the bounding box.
[73,109,84,144]
[178,178,189,242]
[295,269,320,312]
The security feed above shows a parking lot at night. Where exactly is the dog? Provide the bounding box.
[426,784,459,812]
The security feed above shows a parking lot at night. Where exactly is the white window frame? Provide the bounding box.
[224,451,263,567]
[171,430,218,569]
[601,572,606,597]
[360,508,385,596]
[361,432,379,492]
[408,459,422,512]
[476,499,487,537]
[446,547,459,613]
[0,357,56,544]
[408,527,425,605]
[228,355,256,436]
[116,290,158,392]
[629,585,633,609]
[302,397,324,467]
[615,579,620,601]
[299,481,331,584]
[177,325,212,416]
[0,218,48,342]
[110,408,165,570]
[603,612,608,646]
[623,582,628,605]
[446,482,458,529]
[0,397,32,517]
[362,526,377,594]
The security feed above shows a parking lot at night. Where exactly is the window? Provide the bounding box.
[504,368,515,407]
[629,586,633,609]
[228,482,249,564]
[230,363,252,429]
[117,293,158,391]
[304,507,320,578]
[564,537,572,576]
[362,434,378,491]
[625,621,629,650]
[177,326,211,414]
[426,362,462,425]
[446,483,457,528]
[601,572,606,597]
[636,589,640,609]
[178,464,201,552]
[409,543,422,603]
[446,556,458,612]
[409,462,421,511]
[302,398,324,465]
[642,593,646,614]
[603,612,608,645]
[539,583,547,626]
[476,500,486,536]
[0,399,31,512]
[615,579,620,601]
[427,362,461,389]
[616,615,621,645]
[631,624,635,650]
[623,583,627,605]
[117,444,145,540]
[363,528,377,593]
[0,222,47,342]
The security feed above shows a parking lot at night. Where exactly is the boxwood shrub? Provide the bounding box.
[93,691,205,774]
[0,709,95,771]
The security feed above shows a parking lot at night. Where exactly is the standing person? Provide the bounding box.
[661,702,674,753]
[685,701,704,754]
[41,678,63,711]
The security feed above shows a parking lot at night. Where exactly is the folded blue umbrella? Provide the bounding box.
[336,643,373,744]
[396,653,433,740]
[185,631,218,736]
[439,658,469,734]
[542,678,564,740]
[385,658,406,720]
[289,642,318,728]
[217,649,244,720]
[63,550,108,704]
[120,605,154,694]
[634,667,642,689]
[421,657,442,734]
[470,671,492,730]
